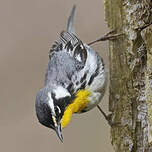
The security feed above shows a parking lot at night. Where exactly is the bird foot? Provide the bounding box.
[88,29,123,46]
[97,105,120,127]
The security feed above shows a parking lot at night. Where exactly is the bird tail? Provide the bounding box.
[67,5,76,34]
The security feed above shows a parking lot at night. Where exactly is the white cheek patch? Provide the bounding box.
[53,86,71,99]
[48,92,55,115]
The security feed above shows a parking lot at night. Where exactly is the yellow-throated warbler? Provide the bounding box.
[35,5,110,142]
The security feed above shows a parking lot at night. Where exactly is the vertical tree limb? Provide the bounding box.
[104,0,152,151]
[144,26,152,146]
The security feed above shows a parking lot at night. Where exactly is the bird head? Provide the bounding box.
[35,86,72,142]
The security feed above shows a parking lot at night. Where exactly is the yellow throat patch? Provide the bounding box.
[61,90,91,128]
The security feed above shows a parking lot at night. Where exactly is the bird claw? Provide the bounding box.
[97,105,120,127]
[88,29,123,46]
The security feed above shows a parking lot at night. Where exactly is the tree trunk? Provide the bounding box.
[104,0,152,151]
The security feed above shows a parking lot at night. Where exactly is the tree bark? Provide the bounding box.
[104,0,152,151]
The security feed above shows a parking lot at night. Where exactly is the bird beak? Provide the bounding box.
[55,124,63,142]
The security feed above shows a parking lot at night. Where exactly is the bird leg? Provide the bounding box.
[97,105,117,127]
[88,30,123,46]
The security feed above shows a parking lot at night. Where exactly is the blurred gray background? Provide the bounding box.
[0,0,114,151]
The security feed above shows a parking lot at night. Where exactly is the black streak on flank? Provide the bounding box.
[80,73,87,83]
[78,81,86,90]
[67,83,75,94]
[88,64,100,86]
[76,81,79,85]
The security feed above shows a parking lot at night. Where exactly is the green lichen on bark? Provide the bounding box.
[104,0,152,151]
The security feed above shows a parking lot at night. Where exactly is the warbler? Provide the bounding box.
[35,5,108,142]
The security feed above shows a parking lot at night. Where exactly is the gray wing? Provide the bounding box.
[47,30,88,94]
[46,5,88,94]
[45,49,85,91]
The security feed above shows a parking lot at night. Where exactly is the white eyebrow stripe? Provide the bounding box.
[48,92,55,115]
[53,86,71,99]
